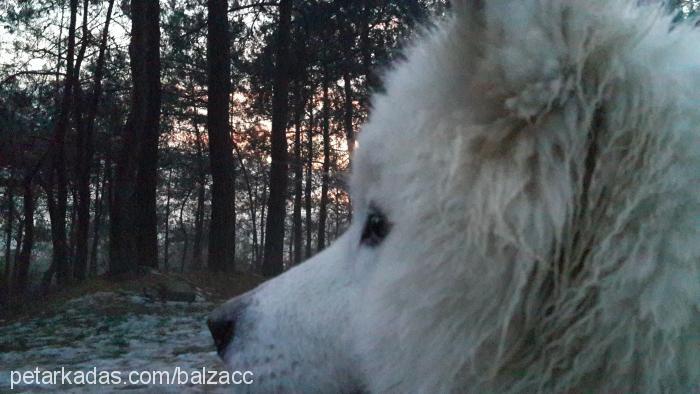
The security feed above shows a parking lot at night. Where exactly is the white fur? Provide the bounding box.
[214,1,700,392]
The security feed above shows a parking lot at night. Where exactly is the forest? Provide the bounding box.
[0,0,453,304]
[1,0,698,391]
[1,0,695,308]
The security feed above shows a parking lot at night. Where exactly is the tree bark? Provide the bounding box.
[292,87,305,265]
[207,0,236,272]
[232,141,259,266]
[317,77,331,252]
[3,186,14,297]
[341,18,356,160]
[109,120,139,275]
[192,124,207,270]
[14,177,35,294]
[343,72,355,160]
[49,0,79,286]
[64,0,90,281]
[262,0,293,277]
[111,0,161,274]
[74,0,115,281]
[360,0,380,104]
[163,168,174,272]
[89,158,108,276]
[68,187,79,263]
[133,0,161,270]
[43,182,60,288]
[304,101,314,259]
[259,182,268,269]
[12,218,24,280]
[179,189,192,273]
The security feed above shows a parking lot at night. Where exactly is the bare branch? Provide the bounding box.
[229,1,279,12]
[1,70,66,87]
[178,1,280,39]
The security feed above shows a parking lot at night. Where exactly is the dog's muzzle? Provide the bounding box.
[207,294,250,356]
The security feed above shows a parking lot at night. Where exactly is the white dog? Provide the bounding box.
[209,0,700,392]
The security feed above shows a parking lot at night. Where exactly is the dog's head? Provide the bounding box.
[209,1,700,392]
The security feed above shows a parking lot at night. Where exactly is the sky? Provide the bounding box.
[1,1,131,82]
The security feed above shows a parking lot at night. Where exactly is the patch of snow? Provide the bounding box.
[0,291,230,392]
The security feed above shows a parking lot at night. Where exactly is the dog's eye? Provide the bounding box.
[361,209,390,247]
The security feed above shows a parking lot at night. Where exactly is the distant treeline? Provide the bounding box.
[0,0,449,301]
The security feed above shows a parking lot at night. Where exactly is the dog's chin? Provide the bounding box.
[218,343,366,393]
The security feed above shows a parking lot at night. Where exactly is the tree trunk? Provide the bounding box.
[89,159,108,276]
[334,194,341,238]
[360,0,380,102]
[163,168,174,272]
[50,0,79,286]
[43,182,60,288]
[341,19,356,160]
[317,77,331,252]
[111,0,161,274]
[3,186,14,297]
[179,190,192,273]
[304,101,314,259]
[68,186,79,270]
[12,217,25,279]
[133,0,161,270]
[292,88,305,265]
[287,222,293,263]
[207,0,236,273]
[192,124,207,270]
[69,0,90,276]
[232,141,259,267]
[259,182,268,269]
[110,115,139,275]
[14,177,35,294]
[262,0,293,277]
[74,0,115,281]
[343,72,355,160]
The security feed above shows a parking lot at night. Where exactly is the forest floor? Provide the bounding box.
[0,271,264,392]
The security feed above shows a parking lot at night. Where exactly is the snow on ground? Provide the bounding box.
[0,291,231,392]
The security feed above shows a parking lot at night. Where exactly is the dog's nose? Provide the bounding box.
[207,317,236,356]
[207,295,250,356]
